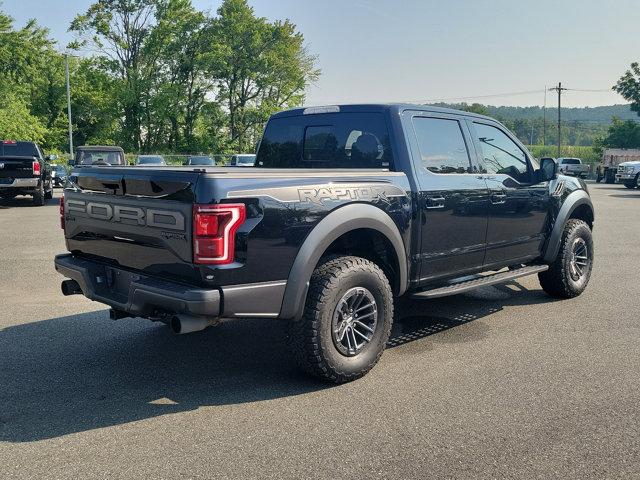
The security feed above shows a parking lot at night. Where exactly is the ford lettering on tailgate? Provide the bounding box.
[66,199,185,231]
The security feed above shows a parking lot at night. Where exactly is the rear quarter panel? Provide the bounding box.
[196,170,413,287]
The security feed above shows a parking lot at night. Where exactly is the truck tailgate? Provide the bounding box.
[0,156,36,182]
[64,167,200,283]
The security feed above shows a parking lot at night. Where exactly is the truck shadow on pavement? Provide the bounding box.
[0,283,554,443]
[0,195,59,209]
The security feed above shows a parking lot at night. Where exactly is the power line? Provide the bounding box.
[564,88,613,92]
[422,89,545,103]
[308,85,618,108]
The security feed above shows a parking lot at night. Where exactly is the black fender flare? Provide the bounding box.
[279,203,408,320]
[543,189,594,263]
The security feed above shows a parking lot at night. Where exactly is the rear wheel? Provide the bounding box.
[32,182,45,206]
[539,219,593,298]
[288,256,393,383]
[605,169,616,184]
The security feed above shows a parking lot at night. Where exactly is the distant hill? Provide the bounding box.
[430,103,638,124]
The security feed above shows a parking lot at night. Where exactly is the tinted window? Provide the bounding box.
[473,123,529,182]
[138,156,165,164]
[412,117,471,173]
[188,157,214,165]
[257,112,392,168]
[1,141,39,157]
[561,159,580,165]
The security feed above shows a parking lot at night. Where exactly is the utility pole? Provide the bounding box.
[549,82,568,157]
[530,121,534,145]
[65,54,74,159]
[542,86,547,146]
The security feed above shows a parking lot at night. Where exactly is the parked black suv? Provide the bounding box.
[55,104,595,382]
[0,140,54,205]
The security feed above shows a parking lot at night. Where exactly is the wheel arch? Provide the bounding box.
[279,203,408,320]
[543,189,594,263]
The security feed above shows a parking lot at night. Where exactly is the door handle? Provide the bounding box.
[426,196,446,209]
[490,192,507,205]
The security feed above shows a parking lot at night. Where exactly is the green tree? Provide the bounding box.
[0,93,47,142]
[70,0,160,150]
[614,62,640,116]
[206,0,319,151]
[598,118,640,149]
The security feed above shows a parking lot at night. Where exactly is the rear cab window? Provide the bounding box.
[1,141,40,157]
[256,112,393,169]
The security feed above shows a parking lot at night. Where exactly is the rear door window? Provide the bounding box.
[411,117,472,174]
[257,112,393,168]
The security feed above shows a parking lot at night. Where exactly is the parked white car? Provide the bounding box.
[557,158,589,178]
[615,161,640,189]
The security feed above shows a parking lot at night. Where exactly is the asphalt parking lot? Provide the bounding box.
[1,182,639,479]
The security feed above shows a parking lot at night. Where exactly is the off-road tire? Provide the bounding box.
[32,182,45,206]
[44,181,53,199]
[539,219,593,299]
[605,169,616,184]
[288,256,394,383]
[624,174,639,189]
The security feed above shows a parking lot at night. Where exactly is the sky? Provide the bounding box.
[3,0,639,107]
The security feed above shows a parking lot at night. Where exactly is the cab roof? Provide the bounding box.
[271,103,495,121]
[76,145,124,152]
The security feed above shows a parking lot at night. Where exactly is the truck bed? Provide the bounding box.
[64,165,409,287]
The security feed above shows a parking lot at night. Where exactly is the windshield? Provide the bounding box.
[237,155,255,165]
[78,150,124,165]
[138,156,165,164]
[55,166,67,173]
[188,156,214,165]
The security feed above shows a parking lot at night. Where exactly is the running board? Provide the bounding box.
[411,265,549,300]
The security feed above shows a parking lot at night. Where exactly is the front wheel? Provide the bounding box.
[288,256,394,383]
[539,219,593,298]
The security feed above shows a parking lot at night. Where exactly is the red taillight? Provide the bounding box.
[59,196,65,230]
[193,203,246,265]
[32,161,41,176]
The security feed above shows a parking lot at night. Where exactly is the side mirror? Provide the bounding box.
[68,159,76,166]
[540,157,557,181]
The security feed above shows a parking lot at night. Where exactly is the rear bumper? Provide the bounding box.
[54,254,221,318]
[0,178,38,189]
[54,254,287,319]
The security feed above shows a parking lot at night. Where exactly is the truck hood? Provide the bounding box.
[619,161,640,168]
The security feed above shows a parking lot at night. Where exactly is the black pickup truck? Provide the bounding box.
[0,140,54,205]
[55,104,595,382]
